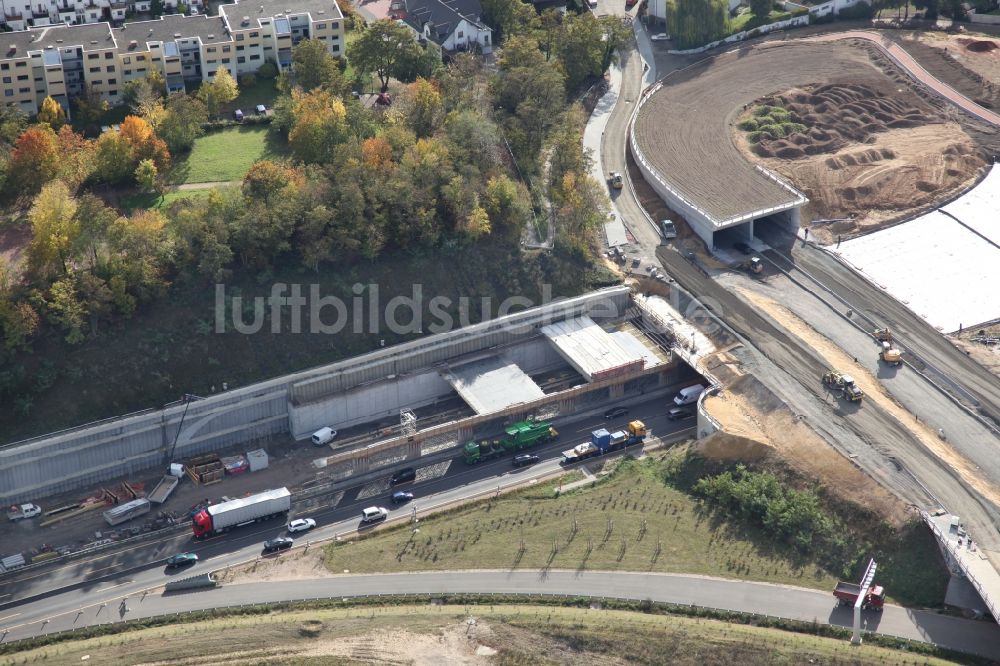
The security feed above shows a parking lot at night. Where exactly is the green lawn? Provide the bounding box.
[118,188,219,214]
[168,125,287,184]
[322,454,948,608]
[222,78,280,117]
[730,8,791,33]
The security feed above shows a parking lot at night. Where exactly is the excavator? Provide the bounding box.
[742,256,763,275]
[822,370,864,403]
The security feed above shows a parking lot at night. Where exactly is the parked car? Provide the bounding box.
[390,467,416,485]
[311,427,337,446]
[287,518,316,533]
[255,104,267,114]
[667,407,693,421]
[263,536,294,552]
[165,552,198,568]
[361,506,389,523]
[651,33,670,41]
[233,109,244,122]
[391,491,414,505]
[733,241,753,255]
[512,453,540,468]
[604,406,629,420]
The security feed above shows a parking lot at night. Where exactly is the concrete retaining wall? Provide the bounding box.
[0,287,631,505]
[969,10,1000,24]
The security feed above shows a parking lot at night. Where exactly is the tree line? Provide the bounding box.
[0,8,630,413]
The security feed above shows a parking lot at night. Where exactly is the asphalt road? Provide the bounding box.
[0,394,694,615]
[3,571,999,657]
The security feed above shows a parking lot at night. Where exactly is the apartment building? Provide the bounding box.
[0,0,204,32]
[0,0,343,115]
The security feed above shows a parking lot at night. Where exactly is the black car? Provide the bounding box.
[604,406,629,420]
[263,536,293,552]
[391,490,414,505]
[512,453,540,468]
[733,242,753,255]
[667,407,693,421]
[390,467,416,485]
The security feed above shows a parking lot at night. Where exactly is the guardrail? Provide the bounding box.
[922,511,1000,626]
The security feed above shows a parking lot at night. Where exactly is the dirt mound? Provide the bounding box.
[749,83,928,158]
[967,40,999,53]
[696,431,772,461]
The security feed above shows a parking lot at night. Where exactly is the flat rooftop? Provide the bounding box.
[942,163,1000,246]
[837,207,1000,333]
[440,356,545,415]
[541,316,645,382]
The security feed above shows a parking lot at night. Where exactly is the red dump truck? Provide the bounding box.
[192,487,291,538]
[833,581,885,610]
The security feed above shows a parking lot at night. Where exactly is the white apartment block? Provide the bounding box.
[0,0,343,115]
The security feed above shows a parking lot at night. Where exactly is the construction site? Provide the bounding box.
[616,27,1000,625]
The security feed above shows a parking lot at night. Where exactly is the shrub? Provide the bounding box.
[781,122,806,135]
[256,61,278,80]
[757,123,785,138]
[767,109,791,123]
[737,118,759,131]
[746,130,765,144]
[239,73,257,88]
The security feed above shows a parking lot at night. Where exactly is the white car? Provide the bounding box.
[360,507,389,524]
[651,33,670,41]
[287,518,317,533]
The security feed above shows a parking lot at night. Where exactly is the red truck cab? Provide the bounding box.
[192,510,213,538]
[834,582,885,610]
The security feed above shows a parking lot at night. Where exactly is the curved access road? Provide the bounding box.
[806,30,1000,126]
[3,570,999,658]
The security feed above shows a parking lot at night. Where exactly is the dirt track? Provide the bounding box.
[633,41,934,222]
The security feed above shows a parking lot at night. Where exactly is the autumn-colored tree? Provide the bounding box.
[8,125,60,193]
[55,125,97,191]
[94,130,134,184]
[25,180,79,281]
[107,208,171,303]
[44,276,87,344]
[0,300,39,352]
[360,136,394,173]
[197,67,239,118]
[119,115,170,170]
[135,159,158,193]
[287,89,348,163]
[242,160,303,203]
[402,78,443,138]
[37,96,66,130]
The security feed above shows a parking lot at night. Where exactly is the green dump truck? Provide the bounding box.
[463,420,559,464]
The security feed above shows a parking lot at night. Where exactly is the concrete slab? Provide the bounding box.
[609,329,665,369]
[441,357,545,415]
[605,215,629,247]
[542,316,646,382]
[836,210,1000,333]
[942,163,1000,248]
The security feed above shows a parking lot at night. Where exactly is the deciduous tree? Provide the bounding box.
[402,78,443,138]
[26,180,79,281]
[287,89,349,163]
[135,159,158,193]
[347,19,420,93]
[198,67,239,118]
[155,94,207,154]
[8,125,60,193]
[291,38,349,94]
[37,96,66,130]
[667,0,728,50]
[44,276,87,344]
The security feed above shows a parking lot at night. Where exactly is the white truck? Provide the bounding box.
[673,384,706,406]
[192,487,291,538]
[7,503,42,521]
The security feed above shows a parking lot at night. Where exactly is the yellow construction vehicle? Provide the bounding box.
[822,370,864,403]
[879,341,902,367]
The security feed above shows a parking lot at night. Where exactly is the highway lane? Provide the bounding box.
[3,571,1000,657]
[0,394,695,615]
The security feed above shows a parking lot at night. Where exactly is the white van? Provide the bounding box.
[673,384,706,406]
[311,427,337,446]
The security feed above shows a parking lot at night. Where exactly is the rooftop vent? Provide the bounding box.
[259,4,263,11]
[129,39,136,46]
[174,32,181,37]
[56,38,63,43]
[242,15,249,21]
[89,39,96,44]
[148,28,154,33]
[207,33,214,38]
[317,9,324,13]
[7,45,15,53]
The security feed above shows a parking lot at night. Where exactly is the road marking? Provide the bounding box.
[0,612,21,623]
